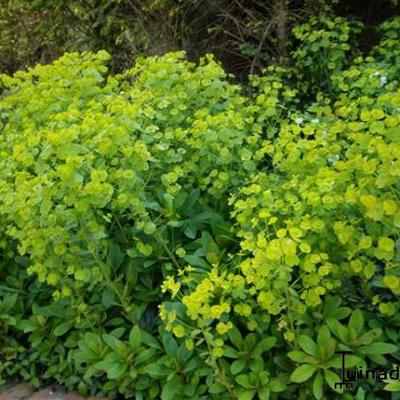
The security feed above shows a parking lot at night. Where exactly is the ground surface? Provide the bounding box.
[0,383,105,400]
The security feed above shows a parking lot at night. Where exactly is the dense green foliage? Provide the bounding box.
[0,10,400,400]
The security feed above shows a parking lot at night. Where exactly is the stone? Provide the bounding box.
[0,383,33,400]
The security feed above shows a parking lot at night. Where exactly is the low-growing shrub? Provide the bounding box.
[0,15,399,400]
[160,19,400,400]
[0,49,288,397]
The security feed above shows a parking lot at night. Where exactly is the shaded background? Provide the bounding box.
[1,0,399,79]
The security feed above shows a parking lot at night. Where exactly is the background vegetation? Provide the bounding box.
[0,1,400,399]
[1,0,399,77]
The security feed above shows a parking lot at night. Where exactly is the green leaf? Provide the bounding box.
[201,231,220,255]
[183,383,197,397]
[181,188,200,214]
[134,392,143,400]
[368,353,387,365]
[327,319,348,343]
[290,364,317,383]
[141,331,161,349]
[162,332,178,356]
[298,335,318,357]
[135,348,157,364]
[82,332,103,353]
[313,372,323,400]
[250,356,264,373]
[269,377,286,392]
[319,337,336,361]
[103,333,119,350]
[177,343,192,363]
[359,342,398,355]
[257,370,269,385]
[323,296,351,320]
[288,351,307,363]
[324,369,342,393]
[53,322,71,337]
[161,379,179,400]
[17,319,37,333]
[107,362,127,379]
[258,387,270,399]
[251,337,276,357]
[325,354,361,369]
[385,328,398,342]
[231,358,246,375]
[237,390,257,400]
[355,387,365,400]
[236,374,254,389]
[357,328,382,345]
[126,258,138,287]
[182,357,198,373]
[223,345,239,358]
[115,340,128,358]
[182,255,209,270]
[183,224,197,239]
[317,326,331,349]
[129,325,142,352]
[142,362,166,378]
[96,355,127,380]
[2,293,17,311]
[167,220,184,227]
[349,309,364,337]
[383,381,400,392]
[228,326,243,349]
[110,327,125,338]
[101,289,115,309]
[244,333,257,352]
[107,242,124,270]
[209,382,226,394]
